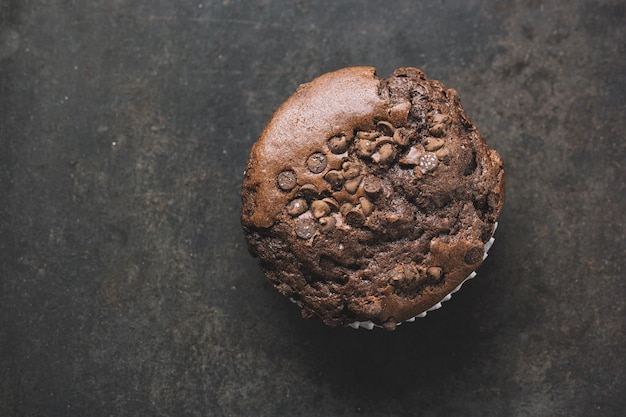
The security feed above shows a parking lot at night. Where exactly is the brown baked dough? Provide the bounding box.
[241,67,504,330]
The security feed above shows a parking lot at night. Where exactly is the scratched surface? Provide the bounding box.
[1,1,624,416]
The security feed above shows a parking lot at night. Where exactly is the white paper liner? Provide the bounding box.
[347,222,498,330]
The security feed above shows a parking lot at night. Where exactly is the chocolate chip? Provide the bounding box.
[376,120,395,136]
[432,113,450,125]
[435,146,450,160]
[344,175,362,194]
[375,136,394,147]
[355,139,376,158]
[287,198,308,216]
[324,170,344,190]
[371,143,396,164]
[298,184,319,201]
[345,207,366,227]
[393,128,410,146]
[426,266,443,281]
[340,202,353,215]
[295,217,317,239]
[277,170,297,191]
[362,177,382,197]
[319,216,336,232]
[382,320,397,331]
[424,137,444,151]
[390,265,404,283]
[390,265,418,283]
[379,143,396,161]
[418,153,439,173]
[356,130,380,140]
[428,123,445,137]
[307,152,327,174]
[359,196,374,216]
[464,246,484,265]
[310,200,331,219]
[322,197,340,212]
[385,212,401,223]
[341,161,361,179]
[327,135,349,154]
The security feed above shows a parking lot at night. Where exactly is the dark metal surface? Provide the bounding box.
[1,1,624,416]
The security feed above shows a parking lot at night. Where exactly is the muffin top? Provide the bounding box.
[241,67,504,330]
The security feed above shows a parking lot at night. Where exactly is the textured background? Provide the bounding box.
[1,1,624,416]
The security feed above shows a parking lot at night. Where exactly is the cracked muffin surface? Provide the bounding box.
[241,67,504,330]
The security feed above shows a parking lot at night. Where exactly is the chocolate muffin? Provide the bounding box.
[241,67,504,330]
